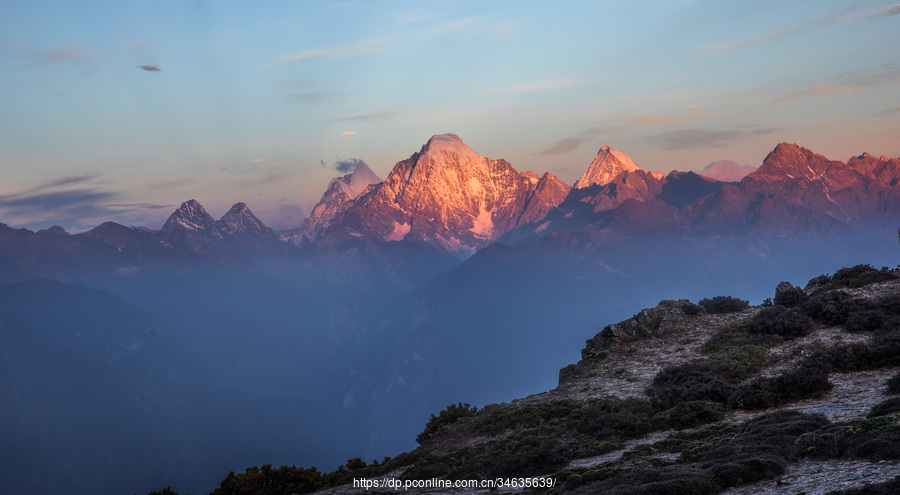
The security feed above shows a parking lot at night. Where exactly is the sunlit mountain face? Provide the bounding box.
[1,132,898,494]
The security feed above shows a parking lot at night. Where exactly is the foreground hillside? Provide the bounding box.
[183,264,900,495]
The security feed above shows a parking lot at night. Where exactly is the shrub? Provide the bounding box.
[654,400,725,429]
[774,281,807,307]
[416,402,477,444]
[646,362,736,410]
[698,296,749,314]
[808,265,899,292]
[727,367,831,410]
[887,372,900,395]
[744,305,813,339]
[802,290,856,326]
[801,337,900,373]
[825,476,900,495]
[488,438,569,478]
[868,397,900,418]
[577,398,655,439]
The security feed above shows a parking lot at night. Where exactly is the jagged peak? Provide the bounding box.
[162,199,215,232]
[574,145,641,189]
[751,142,834,182]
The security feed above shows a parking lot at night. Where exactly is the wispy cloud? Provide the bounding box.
[492,79,582,94]
[138,64,161,71]
[868,3,900,18]
[96,202,173,210]
[716,3,900,53]
[538,138,587,155]
[340,131,355,136]
[17,46,94,65]
[328,111,394,122]
[279,38,387,63]
[281,92,334,104]
[870,106,900,117]
[647,127,780,151]
[773,64,900,104]
[774,85,867,104]
[0,189,114,211]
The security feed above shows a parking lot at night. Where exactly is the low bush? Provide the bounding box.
[774,281,807,307]
[744,305,813,339]
[798,415,900,461]
[868,397,900,418]
[887,372,900,395]
[577,398,656,440]
[645,362,737,411]
[727,367,831,410]
[801,336,900,373]
[654,400,725,429]
[698,296,749,314]
[416,402,477,444]
[825,476,900,495]
[808,265,899,292]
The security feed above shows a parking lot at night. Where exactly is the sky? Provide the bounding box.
[1,0,899,232]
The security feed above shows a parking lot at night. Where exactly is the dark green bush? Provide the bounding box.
[798,415,900,461]
[488,438,569,478]
[646,362,736,410]
[212,464,334,495]
[577,398,655,439]
[887,372,900,395]
[803,290,856,326]
[869,397,900,418]
[825,476,900,495]
[416,402,477,444]
[654,400,725,429]
[774,281,807,307]
[727,367,831,410]
[809,265,899,292]
[744,305,813,339]
[698,296,749,314]
[801,336,900,373]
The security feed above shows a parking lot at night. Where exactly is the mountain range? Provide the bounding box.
[3,133,898,272]
[1,133,899,495]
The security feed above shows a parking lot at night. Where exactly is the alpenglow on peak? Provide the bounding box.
[574,145,641,189]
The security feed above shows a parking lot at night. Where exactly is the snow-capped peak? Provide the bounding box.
[161,199,216,233]
[574,145,641,189]
[347,160,381,197]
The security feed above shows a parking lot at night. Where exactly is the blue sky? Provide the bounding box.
[1,0,899,231]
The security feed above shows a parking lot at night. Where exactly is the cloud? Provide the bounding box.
[773,64,900,104]
[328,111,394,122]
[254,158,263,162]
[870,106,900,117]
[340,131,355,136]
[17,46,94,65]
[279,39,387,63]
[538,137,587,155]
[138,64,161,71]
[332,158,366,174]
[281,92,333,104]
[715,24,803,52]
[773,85,867,104]
[96,202,173,210]
[15,175,97,196]
[647,127,780,151]
[869,3,900,18]
[0,189,114,212]
[492,79,582,94]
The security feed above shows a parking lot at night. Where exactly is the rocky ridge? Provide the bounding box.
[306,266,900,495]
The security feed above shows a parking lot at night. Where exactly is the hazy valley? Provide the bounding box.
[1,134,899,494]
